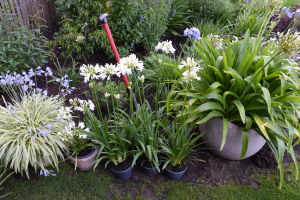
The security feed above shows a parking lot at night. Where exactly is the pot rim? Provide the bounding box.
[70,149,95,159]
[165,164,188,174]
[110,164,132,174]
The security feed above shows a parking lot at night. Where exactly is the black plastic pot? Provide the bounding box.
[165,164,188,181]
[140,160,162,175]
[110,165,133,180]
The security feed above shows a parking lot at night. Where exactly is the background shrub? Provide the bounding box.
[0,9,49,73]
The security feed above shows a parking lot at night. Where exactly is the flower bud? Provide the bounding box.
[138,75,145,83]
[158,59,162,64]
[89,82,94,89]
[104,92,111,98]
[114,94,121,100]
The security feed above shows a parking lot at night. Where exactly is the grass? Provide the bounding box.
[1,161,300,199]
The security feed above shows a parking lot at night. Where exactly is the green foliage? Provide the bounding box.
[0,165,14,198]
[167,30,300,189]
[85,81,128,111]
[132,104,169,172]
[54,0,109,60]
[50,56,81,87]
[0,92,72,177]
[0,10,49,73]
[160,119,205,168]
[166,0,193,35]
[84,109,134,167]
[187,0,235,24]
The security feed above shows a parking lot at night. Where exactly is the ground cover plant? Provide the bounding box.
[1,0,300,198]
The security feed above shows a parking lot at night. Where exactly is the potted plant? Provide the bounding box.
[160,119,205,181]
[166,29,300,188]
[66,124,97,171]
[84,109,135,180]
[132,104,169,175]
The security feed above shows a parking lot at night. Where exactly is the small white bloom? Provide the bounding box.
[155,41,175,54]
[118,54,144,75]
[114,94,121,100]
[104,92,111,98]
[78,122,85,129]
[158,59,162,64]
[99,63,120,80]
[76,35,85,42]
[85,128,90,132]
[138,75,145,83]
[80,64,101,83]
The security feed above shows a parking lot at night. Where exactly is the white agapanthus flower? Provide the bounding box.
[206,34,223,49]
[99,63,120,80]
[155,41,176,54]
[138,75,145,83]
[179,57,202,81]
[78,122,85,129]
[118,54,144,75]
[80,64,101,83]
[104,92,111,98]
[182,70,201,81]
[56,106,73,121]
[71,98,95,112]
[114,94,121,100]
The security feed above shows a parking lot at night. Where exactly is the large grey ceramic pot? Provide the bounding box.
[199,117,266,160]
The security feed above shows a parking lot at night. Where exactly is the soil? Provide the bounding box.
[166,163,187,173]
[70,148,94,158]
[110,157,132,172]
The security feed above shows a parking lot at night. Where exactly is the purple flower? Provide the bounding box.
[217,28,220,31]
[143,5,146,8]
[43,90,48,96]
[28,68,35,78]
[166,13,169,21]
[47,124,51,130]
[45,67,53,77]
[110,0,112,7]
[22,85,28,92]
[135,3,138,8]
[32,136,36,141]
[149,0,151,5]
[28,127,32,132]
[131,43,133,48]
[254,2,256,5]
[140,15,143,24]
[183,27,200,41]
[173,9,176,16]
[168,5,171,11]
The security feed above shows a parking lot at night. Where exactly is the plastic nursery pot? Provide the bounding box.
[110,164,133,180]
[67,149,98,171]
[165,164,188,182]
[139,157,162,175]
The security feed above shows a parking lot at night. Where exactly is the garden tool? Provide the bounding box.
[98,13,138,110]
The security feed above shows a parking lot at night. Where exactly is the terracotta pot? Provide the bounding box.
[199,117,266,160]
[67,149,98,171]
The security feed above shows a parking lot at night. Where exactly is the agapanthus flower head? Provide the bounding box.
[274,30,300,58]
[80,64,101,83]
[155,41,176,54]
[45,67,53,77]
[114,94,121,100]
[281,6,294,18]
[183,27,200,41]
[179,57,202,81]
[76,35,85,42]
[206,34,223,49]
[104,92,111,98]
[99,63,120,80]
[118,54,144,75]
[182,70,201,81]
[138,75,145,83]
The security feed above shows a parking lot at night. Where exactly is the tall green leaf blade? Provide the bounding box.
[220,118,229,150]
[240,129,249,158]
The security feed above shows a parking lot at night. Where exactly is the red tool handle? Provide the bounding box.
[103,23,130,88]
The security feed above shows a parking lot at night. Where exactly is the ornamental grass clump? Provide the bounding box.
[0,69,74,177]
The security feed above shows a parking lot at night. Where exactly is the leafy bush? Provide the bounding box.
[0,8,49,73]
[187,0,235,24]
[54,0,109,60]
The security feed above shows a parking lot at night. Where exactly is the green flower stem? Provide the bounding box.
[92,85,104,122]
[109,75,117,133]
[240,51,282,99]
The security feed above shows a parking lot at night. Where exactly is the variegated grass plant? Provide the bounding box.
[0,69,74,177]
